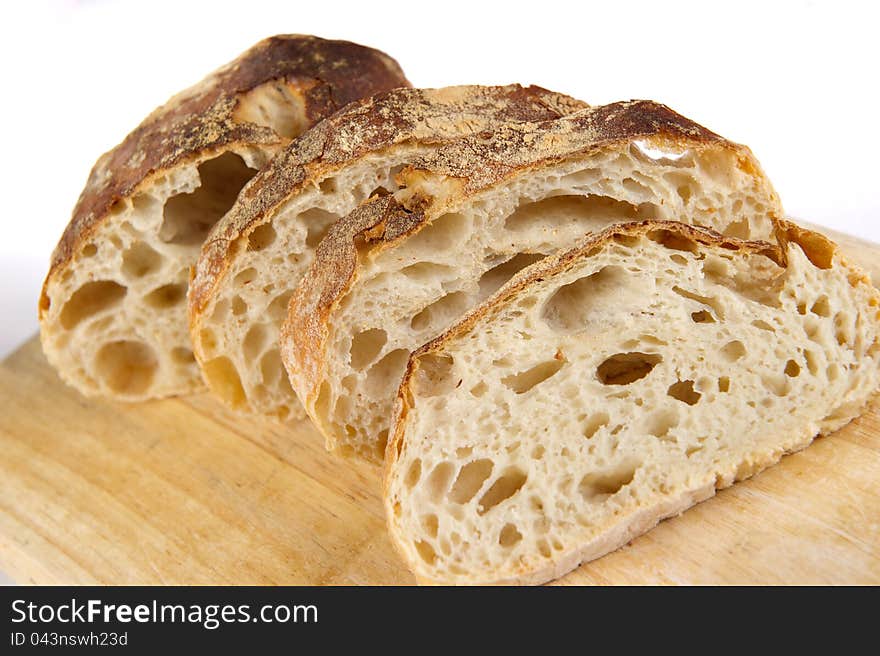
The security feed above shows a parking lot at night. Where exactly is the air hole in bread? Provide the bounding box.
[404,459,422,489]
[448,459,494,504]
[691,310,715,324]
[233,267,257,287]
[559,168,600,186]
[725,217,751,240]
[160,153,256,245]
[267,291,294,321]
[350,328,388,370]
[478,468,527,515]
[121,243,162,279]
[209,298,230,324]
[171,347,196,364]
[410,292,469,333]
[721,340,746,362]
[231,296,247,316]
[365,349,409,396]
[578,462,638,501]
[669,253,688,266]
[244,324,269,361]
[202,356,246,407]
[752,319,775,332]
[804,350,820,376]
[784,359,801,377]
[542,265,627,333]
[827,363,841,382]
[622,177,651,198]
[537,539,552,559]
[499,523,523,547]
[302,208,339,248]
[413,353,456,397]
[376,429,390,457]
[60,281,127,329]
[647,229,698,253]
[478,253,544,298]
[314,380,332,421]
[505,194,648,235]
[400,212,469,257]
[667,380,701,405]
[834,312,853,346]
[427,462,455,501]
[469,381,488,398]
[143,283,186,309]
[596,352,661,386]
[95,340,157,395]
[501,358,566,394]
[582,412,610,439]
[718,376,730,392]
[81,244,98,258]
[422,513,439,538]
[672,286,725,320]
[232,80,309,139]
[763,374,790,397]
[369,185,393,198]
[247,223,277,251]
[415,540,436,565]
[400,262,456,283]
[319,177,337,194]
[811,296,831,317]
[647,408,679,437]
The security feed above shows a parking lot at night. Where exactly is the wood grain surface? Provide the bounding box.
[1,224,878,585]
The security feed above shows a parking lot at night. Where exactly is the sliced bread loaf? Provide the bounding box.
[188,85,587,420]
[385,221,880,585]
[283,101,783,462]
[39,35,408,400]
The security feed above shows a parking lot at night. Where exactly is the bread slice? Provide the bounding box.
[39,35,408,400]
[384,220,880,585]
[283,101,783,462]
[188,85,587,421]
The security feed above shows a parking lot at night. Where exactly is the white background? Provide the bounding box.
[0,0,876,585]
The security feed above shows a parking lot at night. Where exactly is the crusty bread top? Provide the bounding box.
[397,100,765,210]
[189,84,588,313]
[383,218,842,470]
[45,35,409,285]
[284,101,783,404]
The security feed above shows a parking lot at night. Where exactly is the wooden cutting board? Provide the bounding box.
[1,224,879,585]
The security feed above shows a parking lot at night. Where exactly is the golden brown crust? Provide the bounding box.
[773,218,838,271]
[41,34,409,315]
[393,100,772,220]
[286,100,776,414]
[189,84,589,314]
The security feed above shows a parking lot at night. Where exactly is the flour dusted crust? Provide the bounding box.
[284,100,784,461]
[39,35,409,400]
[189,85,587,420]
[384,221,880,584]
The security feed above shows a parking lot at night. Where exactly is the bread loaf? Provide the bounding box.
[39,35,408,400]
[385,221,880,584]
[283,101,783,462]
[189,85,587,420]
